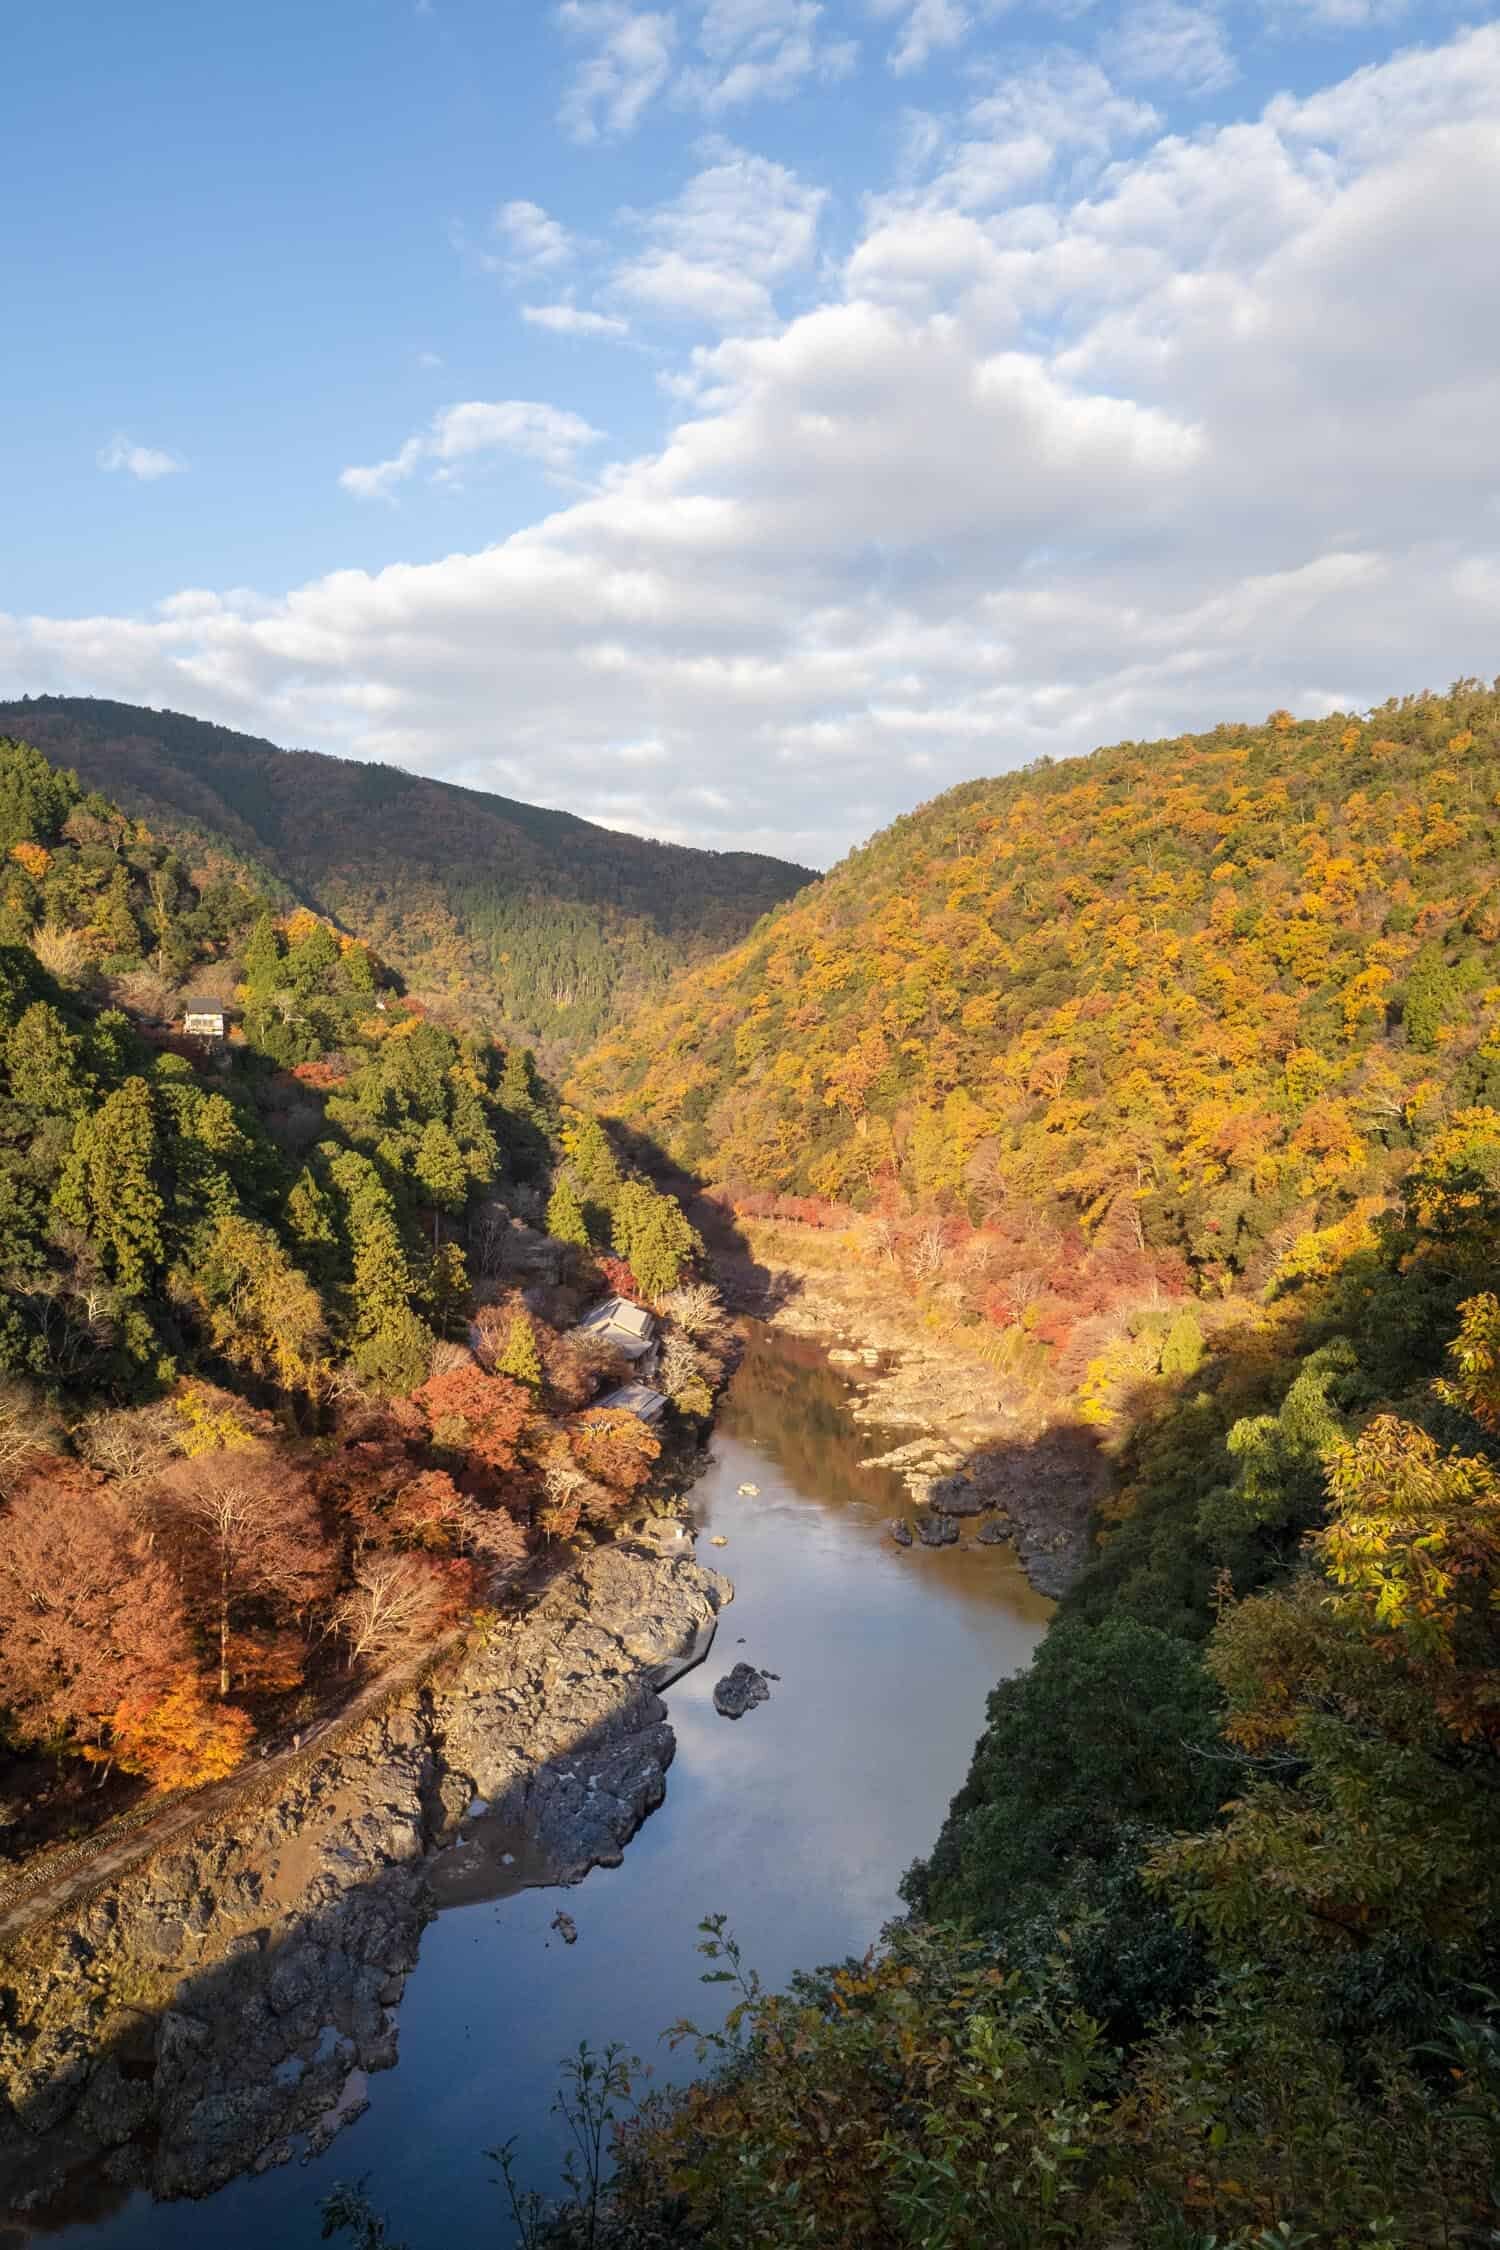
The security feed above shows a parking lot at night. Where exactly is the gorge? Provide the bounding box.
[6,1326,1051,2245]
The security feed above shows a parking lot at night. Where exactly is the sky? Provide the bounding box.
[2,1,1498,869]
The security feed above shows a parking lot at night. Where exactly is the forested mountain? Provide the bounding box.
[549,685,1500,2242]
[577,680,1500,1278]
[0,696,813,1057]
[0,733,724,1849]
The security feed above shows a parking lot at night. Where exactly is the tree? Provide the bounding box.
[546,1175,591,1250]
[414,1363,531,1478]
[109,1673,255,1789]
[333,1552,456,1667]
[149,1446,334,1697]
[186,1213,328,1394]
[4,1001,89,1115]
[568,1408,659,1496]
[52,1075,164,1294]
[495,1308,544,1392]
[610,1180,700,1300]
[414,1119,469,1216]
[242,910,285,992]
[0,1462,192,1754]
[1403,941,1461,1052]
[0,737,80,854]
[910,1617,1223,1930]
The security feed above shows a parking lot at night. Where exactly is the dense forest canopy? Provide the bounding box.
[0,697,814,1060]
[576,680,1500,1283]
[0,733,723,1844]
[498,680,1500,2250]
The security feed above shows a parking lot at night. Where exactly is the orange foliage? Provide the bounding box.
[109,1673,255,1790]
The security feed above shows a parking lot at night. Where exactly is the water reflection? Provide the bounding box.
[39,1325,1050,2250]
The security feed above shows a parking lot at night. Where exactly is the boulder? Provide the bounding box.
[977,1518,1009,1546]
[888,1518,914,1547]
[915,1513,960,1548]
[712,1663,771,1719]
[928,1472,986,1516]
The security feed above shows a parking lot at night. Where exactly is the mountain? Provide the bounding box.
[0,696,814,1058]
[574,679,1500,1284]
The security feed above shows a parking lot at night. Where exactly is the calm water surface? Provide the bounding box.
[51,1325,1051,2250]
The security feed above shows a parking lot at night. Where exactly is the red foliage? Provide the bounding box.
[0,1458,194,1750]
[594,1255,643,1302]
[413,1363,532,1478]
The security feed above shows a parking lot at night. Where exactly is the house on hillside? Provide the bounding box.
[597,1381,668,1424]
[182,1009,226,1043]
[575,1295,657,1365]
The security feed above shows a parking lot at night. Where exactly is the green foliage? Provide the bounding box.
[0,736,80,853]
[53,1077,165,1296]
[1158,1309,1205,1376]
[546,1175,590,1249]
[610,1177,700,1300]
[495,1309,544,1392]
[0,696,811,1056]
[907,1617,1223,1932]
[1402,940,1462,1053]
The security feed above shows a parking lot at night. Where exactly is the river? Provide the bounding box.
[41,1324,1051,2250]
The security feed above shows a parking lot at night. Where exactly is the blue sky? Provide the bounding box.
[4,0,1498,863]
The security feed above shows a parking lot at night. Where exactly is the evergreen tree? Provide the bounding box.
[4,1002,89,1115]
[415,1120,469,1215]
[98,866,142,958]
[500,1044,541,1119]
[1403,941,1460,1052]
[53,1076,164,1295]
[564,1115,622,1211]
[0,737,80,853]
[495,1308,543,1392]
[546,1175,591,1249]
[242,911,284,991]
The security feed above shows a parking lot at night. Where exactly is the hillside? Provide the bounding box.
[554,689,1500,2244]
[0,731,727,1853]
[0,696,813,1057]
[576,679,1500,1282]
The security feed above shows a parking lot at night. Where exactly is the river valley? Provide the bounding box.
[18,1325,1052,2250]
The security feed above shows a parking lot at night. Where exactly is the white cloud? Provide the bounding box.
[494,198,577,271]
[523,302,632,337]
[556,2,676,141]
[678,0,858,112]
[98,435,185,481]
[871,0,970,77]
[613,144,826,328]
[15,25,1500,865]
[339,399,603,499]
[1273,0,1411,25]
[1106,0,1237,94]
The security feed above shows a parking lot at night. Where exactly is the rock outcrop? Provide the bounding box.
[0,1518,727,2217]
[712,1663,771,1719]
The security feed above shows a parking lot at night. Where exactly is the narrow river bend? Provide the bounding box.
[45,1325,1051,2250]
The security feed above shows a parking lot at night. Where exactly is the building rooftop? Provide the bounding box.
[576,1295,657,1359]
[597,1382,668,1422]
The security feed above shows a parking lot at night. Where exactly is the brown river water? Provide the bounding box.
[34,1324,1052,2250]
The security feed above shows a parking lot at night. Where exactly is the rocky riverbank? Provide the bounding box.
[718,1226,1103,1597]
[0,1519,727,2218]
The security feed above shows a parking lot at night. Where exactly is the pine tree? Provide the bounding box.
[242,911,284,992]
[546,1175,591,1249]
[495,1308,543,1392]
[500,1044,541,1119]
[415,1120,469,1215]
[1403,941,1460,1053]
[53,1076,164,1295]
